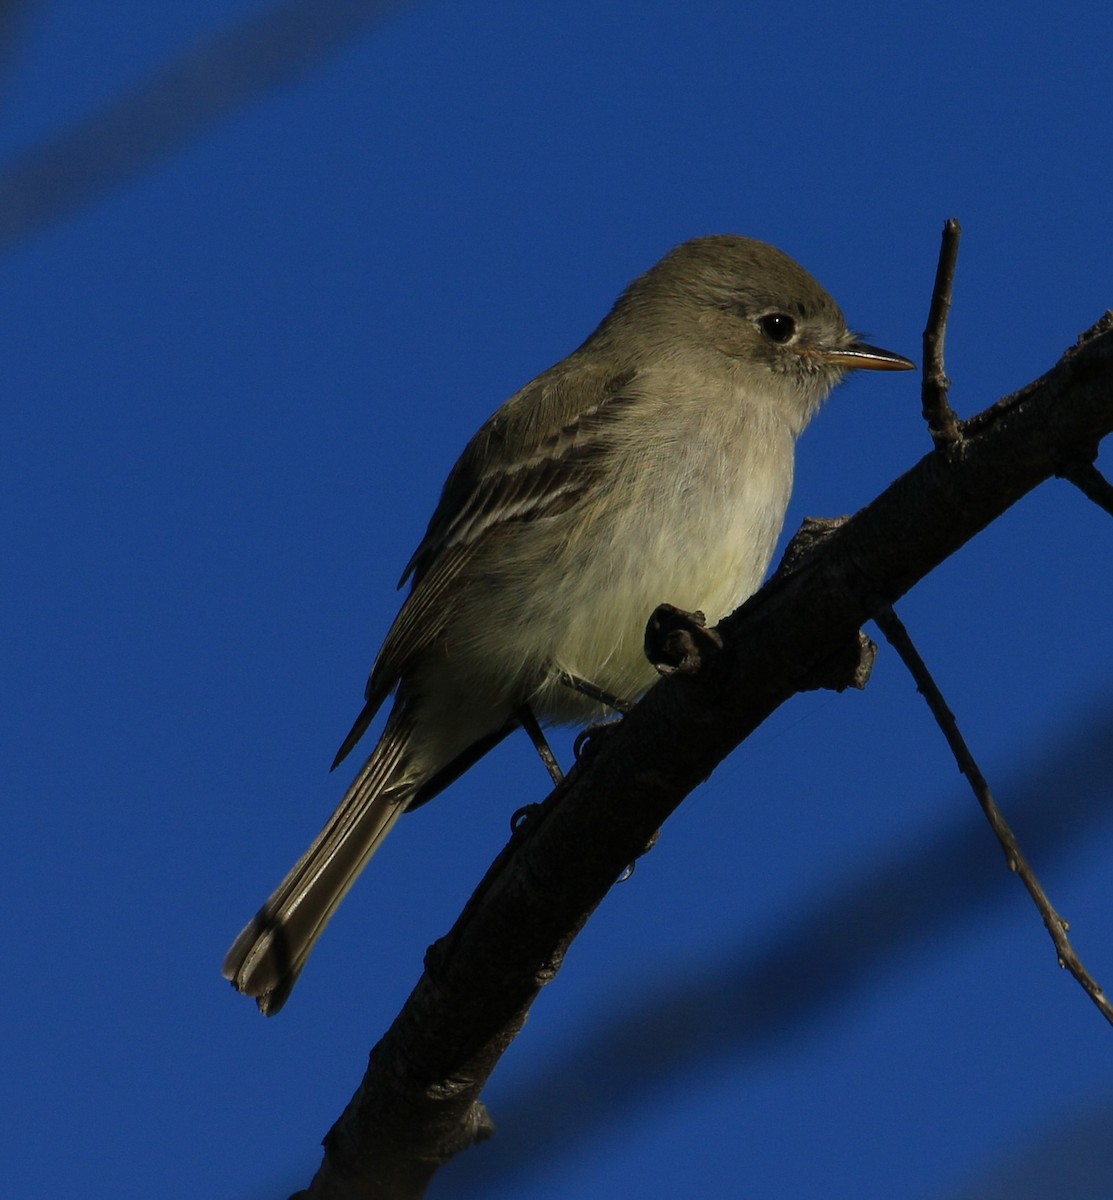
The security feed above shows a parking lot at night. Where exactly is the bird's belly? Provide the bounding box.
[536,467,791,720]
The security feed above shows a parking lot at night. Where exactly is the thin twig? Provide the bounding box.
[873,603,1113,1027]
[922,218,964,452]
[1062,461,1113,517]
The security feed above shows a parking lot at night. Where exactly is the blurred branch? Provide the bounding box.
[874,604,1113,1025]
[0,1,34,85]
[0,0,405,251]
[297,307,1113,1199]
[944,1098,1113,1200]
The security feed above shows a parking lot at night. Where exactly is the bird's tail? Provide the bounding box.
[222,712,418,1015]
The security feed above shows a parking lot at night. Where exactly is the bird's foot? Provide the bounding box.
[643,604,723,676]
[558,671,634,714]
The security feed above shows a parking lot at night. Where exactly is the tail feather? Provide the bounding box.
[330,695,378,772]
[223,713,417,1015]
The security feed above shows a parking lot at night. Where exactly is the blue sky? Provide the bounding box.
[3,2,1112,1197]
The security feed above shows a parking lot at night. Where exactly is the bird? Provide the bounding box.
[223,234,914,1013]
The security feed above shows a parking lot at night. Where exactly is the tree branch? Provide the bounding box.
[298,310,1113,1198]
[873,604,1113,1026]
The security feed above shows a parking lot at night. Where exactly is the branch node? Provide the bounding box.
[775,516,849,577]
[799,631,877,693]
[1061,460,1113,518]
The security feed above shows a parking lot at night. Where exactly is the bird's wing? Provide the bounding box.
[399,360,637,587]
[331,359,638,768]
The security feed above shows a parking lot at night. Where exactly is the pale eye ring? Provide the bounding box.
[758,312,797,344]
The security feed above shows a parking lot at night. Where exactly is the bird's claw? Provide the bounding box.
[644,604,724,676]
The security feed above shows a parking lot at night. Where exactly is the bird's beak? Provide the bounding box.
[819,341,916,372]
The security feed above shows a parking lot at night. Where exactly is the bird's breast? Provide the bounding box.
[536,384,798,716]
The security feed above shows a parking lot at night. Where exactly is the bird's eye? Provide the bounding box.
[758,313,796,344]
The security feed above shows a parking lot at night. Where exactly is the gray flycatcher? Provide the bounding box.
[223,234,914,1013]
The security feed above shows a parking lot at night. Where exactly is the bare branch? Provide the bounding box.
[921,218,963,451]
[297,313,1113,1196]
[872,604,1113,1027]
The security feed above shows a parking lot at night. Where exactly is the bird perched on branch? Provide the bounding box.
[223,234,913,1013]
